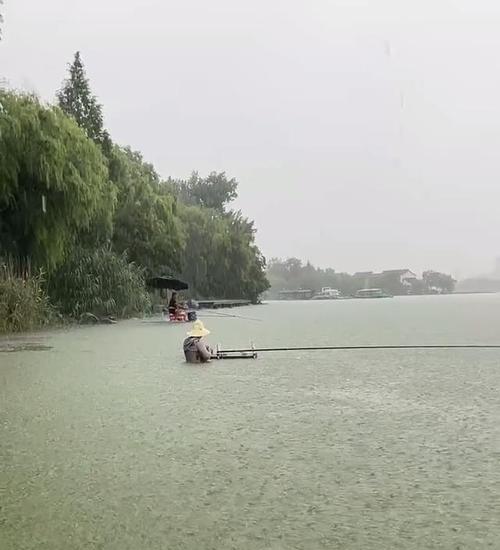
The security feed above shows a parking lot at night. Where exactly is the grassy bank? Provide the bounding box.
[0,262,54,333]
[0,250,152,334]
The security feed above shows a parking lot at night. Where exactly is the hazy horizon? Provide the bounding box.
[2,0,499,278]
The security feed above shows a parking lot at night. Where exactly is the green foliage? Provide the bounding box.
[178,205,269,302]
[168,171,238,212]
[267,258,352,296]
[48,246,151,318]
[0,90,115,269]
[57,52,110,148]
[0,259,53,333]
[169,168,269,302]
[110,146,183,276]
[173,171,269,302]
[220,211,269,302]
[1,60,270,326]
[176,204,213,297]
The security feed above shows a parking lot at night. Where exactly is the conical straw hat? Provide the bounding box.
[187,320,210,337]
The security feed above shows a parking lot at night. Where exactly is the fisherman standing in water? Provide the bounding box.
[183,320,213,363]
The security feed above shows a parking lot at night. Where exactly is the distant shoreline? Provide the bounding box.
[452,290,500,295]
[268,291,500,301]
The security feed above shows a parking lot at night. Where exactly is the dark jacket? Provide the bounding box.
[168,296,177,314]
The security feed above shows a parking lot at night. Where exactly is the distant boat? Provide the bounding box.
[312,287,341,300]
[355,288,392,299]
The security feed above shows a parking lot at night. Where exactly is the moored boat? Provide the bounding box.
[355,288,392,299]
[312,287,342,300]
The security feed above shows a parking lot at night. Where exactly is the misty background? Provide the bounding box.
[1,0,499,279]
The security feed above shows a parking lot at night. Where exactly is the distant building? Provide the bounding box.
[381,269,417,287]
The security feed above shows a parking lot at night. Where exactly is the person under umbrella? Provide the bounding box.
[168,292,178,317]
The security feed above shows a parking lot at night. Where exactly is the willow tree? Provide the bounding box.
[177,204,227,297]
[110,146,183,276]
[224,211,269,302]
[177,203,269,302]
[172,170,269,301]
[168,171,238,212]
[0,91,115,269]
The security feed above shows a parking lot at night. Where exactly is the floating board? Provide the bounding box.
[214,344,258,360]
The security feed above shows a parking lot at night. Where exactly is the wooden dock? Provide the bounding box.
[197,299,251,309]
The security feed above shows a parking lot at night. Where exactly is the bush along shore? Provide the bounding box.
[0,52,269,333]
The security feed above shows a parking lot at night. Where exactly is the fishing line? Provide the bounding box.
[197,311,262,322]
[219,344,500,353]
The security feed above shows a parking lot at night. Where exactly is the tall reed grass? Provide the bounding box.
[48,247,151,319]
[0,259,53,333]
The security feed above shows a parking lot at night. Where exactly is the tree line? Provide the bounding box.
[267,258,456,297]
[0,52,269,329]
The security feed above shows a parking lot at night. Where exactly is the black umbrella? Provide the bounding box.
[146,276,189,291]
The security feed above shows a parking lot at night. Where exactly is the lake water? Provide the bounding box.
[1,295,500,549]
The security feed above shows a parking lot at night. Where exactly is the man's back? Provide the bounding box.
[183,336,211,363]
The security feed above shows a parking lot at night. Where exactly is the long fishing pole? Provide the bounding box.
[198,311,262,322]
[219,344,500,353]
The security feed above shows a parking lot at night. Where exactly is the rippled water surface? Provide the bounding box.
[2,295,500,549]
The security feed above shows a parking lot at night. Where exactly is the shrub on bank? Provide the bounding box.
[48,246,151,319]
[0,262,53,333]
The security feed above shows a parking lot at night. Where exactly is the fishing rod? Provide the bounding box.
[213,343,500,360]
[198,311,262,322]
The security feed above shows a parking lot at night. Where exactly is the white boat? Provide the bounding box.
[355,288,392,299]
[312,287,341,300]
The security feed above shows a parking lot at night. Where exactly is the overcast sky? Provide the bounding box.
[1,0,500,277]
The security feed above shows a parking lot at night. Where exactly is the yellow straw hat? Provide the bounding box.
[187,320,210,337]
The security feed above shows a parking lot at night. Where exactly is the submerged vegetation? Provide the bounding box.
[0,52,269,332]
